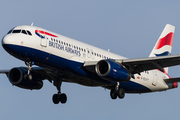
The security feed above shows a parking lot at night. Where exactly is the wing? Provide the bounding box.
[119,54,180,73]
[0,67,104,87]
[84,54,180,74]
[0,67,66,83]
[0,70,9,75]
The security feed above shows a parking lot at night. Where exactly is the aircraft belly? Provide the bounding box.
[2,44,169,94]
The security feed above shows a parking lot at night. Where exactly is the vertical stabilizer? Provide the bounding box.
[149,24,175,73]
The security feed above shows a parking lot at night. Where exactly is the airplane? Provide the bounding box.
[1,24,180,104]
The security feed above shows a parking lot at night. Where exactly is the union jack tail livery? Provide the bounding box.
[149,24,175,73]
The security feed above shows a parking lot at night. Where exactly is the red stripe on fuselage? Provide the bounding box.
[35,30,58,37]
[155,32,174,49]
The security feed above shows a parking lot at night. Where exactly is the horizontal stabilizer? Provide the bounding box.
[164,77,180,83]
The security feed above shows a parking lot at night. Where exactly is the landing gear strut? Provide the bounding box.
[25,61,33,80]
[52,80,67,104]
[110,82,125,100]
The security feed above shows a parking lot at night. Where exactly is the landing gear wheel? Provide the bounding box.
[52,93,67,104]
[59,93,67,104]
[53,80,67,104]
[117,88,125,99]
[52,94,59,104]
[27,74,32,80]
[24,74,32,80]
[110,89,117,99]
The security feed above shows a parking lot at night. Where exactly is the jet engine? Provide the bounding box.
[95,60,130,82]
[8,67,43,90]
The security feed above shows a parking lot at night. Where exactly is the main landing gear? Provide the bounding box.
[110,82,125,100]
[52,80,67,104]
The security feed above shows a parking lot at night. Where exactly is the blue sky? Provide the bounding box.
[0,1,180,120]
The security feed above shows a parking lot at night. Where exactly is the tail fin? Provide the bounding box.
[149,24,175,73]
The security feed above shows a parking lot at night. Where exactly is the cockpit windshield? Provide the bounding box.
[27,31,32,35]
[8,29,32,36]
[7,28,14,34]
[12,30,21,33]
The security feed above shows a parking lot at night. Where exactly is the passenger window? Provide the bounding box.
[22,30,27,35]
[12,30,21,33]
[27,31,32,35]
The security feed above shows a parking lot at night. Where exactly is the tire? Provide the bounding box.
[24,74,32,80]
[52,94,59,104]
[110,89,117,99]
[117,88,125,99]
[59,93,67,104]
[28,74,32,80]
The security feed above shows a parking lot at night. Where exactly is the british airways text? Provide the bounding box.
[49,41,81,56]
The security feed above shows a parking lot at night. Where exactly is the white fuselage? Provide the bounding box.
[2,25,175,93]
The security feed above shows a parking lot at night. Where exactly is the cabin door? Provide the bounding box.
[152,70,158,86]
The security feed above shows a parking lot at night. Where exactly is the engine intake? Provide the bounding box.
[8,67,43,90]
[95,60,130,82]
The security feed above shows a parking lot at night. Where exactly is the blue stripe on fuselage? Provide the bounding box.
[120,81,151,93]
[3,44,151,93]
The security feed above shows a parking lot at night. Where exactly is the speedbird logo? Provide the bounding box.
[35,30,58,38]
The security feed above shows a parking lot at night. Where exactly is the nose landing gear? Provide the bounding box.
[25,61,34,80]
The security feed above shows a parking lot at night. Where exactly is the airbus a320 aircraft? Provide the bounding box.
[1,24,180,104]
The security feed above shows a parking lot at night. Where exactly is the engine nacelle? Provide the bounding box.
[8,67,43,90]
[95,60,130,82]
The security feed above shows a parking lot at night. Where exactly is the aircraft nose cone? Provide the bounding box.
[2,35,16,52]
[2,35,13,45]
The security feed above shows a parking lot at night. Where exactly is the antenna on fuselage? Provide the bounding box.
[31,22,34,26]
[108,49,110,52]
